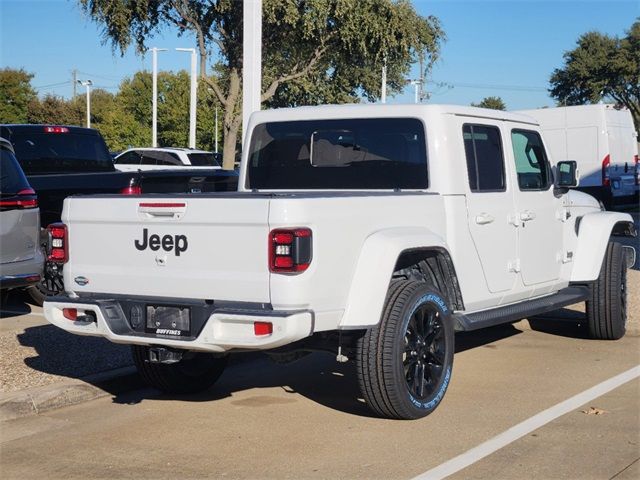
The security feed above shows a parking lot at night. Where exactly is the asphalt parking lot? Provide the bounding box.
[1,209,638,479]
[1,286,638,479]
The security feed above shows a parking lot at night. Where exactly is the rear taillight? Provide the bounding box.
[634,154,639,186]
[0,188,38,210]
[120,185,142,195]
[43,126,69,133]
[602,154,611,187]
[47,223,68,263]
[269,228,312,274]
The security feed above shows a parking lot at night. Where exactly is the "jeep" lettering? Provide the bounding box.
[134,228,188,256]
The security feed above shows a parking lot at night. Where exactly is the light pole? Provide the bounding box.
[215,106,219,153]
[151,47,167,147]
[408,79,422,104]
[242,0,262,146]
[77,79,93,128]
[176,47,197,148]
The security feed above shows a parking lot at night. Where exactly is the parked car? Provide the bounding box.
[44,104,635,420]
[114,147,223,172]
[0,124,238,304]
[516,104,639,207]
[0,137,44,295]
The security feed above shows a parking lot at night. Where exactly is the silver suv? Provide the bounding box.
[0,137,44,293]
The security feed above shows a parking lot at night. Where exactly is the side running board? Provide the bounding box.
[453,286,590,332]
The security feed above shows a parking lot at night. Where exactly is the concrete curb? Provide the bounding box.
[0,366,137,422]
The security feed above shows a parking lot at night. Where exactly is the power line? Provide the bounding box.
[430,80,547,93]
[77,70,120,81]
[33,81,71,90]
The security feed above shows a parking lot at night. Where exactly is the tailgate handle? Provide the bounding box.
[138,202,186,219]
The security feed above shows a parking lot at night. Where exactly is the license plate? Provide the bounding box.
[145,305,190,337]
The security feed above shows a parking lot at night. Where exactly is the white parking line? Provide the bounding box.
[413,365,640,480]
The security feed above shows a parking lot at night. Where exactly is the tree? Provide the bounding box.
[0,68,37,123]
[471,96,506,111]
[79,0,444,169]
[549,19,640,129]
[27,94,83,125]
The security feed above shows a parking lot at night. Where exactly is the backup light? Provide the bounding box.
[47,223,68,263]
[269,228,312,274]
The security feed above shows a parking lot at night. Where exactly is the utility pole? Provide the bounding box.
[151,47,167,148]
[72,69,77,98]
[242,0,262,146]
[77,79,93,127]
[176,48,197,149]
[418,55,424,103]
[381,59,387,104]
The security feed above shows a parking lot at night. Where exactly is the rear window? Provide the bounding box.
[247,118,427,189]
[8,131,113,174]
[1,149,31,195]
[188,152,221,167]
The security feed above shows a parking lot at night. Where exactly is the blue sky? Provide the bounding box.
[0,0,638,110]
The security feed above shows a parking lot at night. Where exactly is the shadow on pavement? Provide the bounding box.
[0,290,35,319]
[528,308,590,339]
[14,306,594,418]
[17,324,133,380]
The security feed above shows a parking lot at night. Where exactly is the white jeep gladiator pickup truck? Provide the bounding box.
[44,104,636,420]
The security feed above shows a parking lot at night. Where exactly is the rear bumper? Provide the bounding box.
[0,272,41,290]
[43,294,314,353]
[0,254,44,290]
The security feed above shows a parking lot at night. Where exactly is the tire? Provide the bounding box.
[27,262,64,306]
[132,345,228,394]
[356,281,454,420]
[586,241,627,340]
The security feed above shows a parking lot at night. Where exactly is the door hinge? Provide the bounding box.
[562,251,573,264]
[508,259,521,273]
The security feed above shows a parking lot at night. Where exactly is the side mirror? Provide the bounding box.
[556,160,579,188]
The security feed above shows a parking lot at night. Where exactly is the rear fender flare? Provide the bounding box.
[571,211,636,282]
[339,227,451,329]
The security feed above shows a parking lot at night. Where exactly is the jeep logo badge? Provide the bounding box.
[134,228,188,256]
[74,276,89,286]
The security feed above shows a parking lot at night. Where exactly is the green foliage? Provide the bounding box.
[78,0,445,168]
[550,19,640,129]
[0,68,37,123]
[471,96,506,111]
[27,94,83,125]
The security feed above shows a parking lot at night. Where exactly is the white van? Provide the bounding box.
[517,104,639,206]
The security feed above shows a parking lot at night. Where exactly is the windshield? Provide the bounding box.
[246,118,427,190]
[187,152,221,167]
[9,132,114,174]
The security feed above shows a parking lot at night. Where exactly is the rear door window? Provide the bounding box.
[114,151,142,165]
[462,124,506,192]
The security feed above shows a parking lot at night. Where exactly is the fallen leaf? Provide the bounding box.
[581,406,607,415]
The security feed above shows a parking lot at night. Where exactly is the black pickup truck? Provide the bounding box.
[0,124,238,303]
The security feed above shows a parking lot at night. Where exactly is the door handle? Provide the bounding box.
[475,213,495,225]
[520,210,536,222]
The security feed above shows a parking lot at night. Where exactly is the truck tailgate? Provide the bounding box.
[62,195,271,303]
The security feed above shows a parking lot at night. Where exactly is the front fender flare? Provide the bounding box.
[571,211,635,282]
[339,227,450,329]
